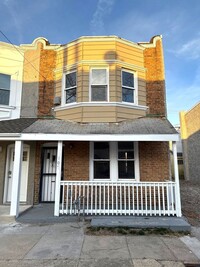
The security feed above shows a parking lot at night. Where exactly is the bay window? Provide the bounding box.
[90,68,108,101]
[122,70,135,103]
[64,71,76,104]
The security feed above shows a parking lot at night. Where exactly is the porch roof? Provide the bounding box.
[0,117,179,141]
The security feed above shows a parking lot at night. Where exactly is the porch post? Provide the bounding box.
[172,141,182,217]
[54,141,63,216]
[10,140,23,217]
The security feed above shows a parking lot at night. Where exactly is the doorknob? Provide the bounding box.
[8,171,12,178]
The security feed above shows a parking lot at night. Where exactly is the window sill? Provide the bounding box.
[0,105,16,110]
[54,102,148,111]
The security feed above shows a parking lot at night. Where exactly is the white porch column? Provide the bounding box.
[10,140,23,217]
[54,141,63,216]
[172,141,182,217]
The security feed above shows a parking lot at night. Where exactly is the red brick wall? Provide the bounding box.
[139,141,169,181]
[63,141,89,181]
[144,38,166,116]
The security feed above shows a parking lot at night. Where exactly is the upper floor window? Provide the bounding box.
[65,71,76,104]
[122,70,135,103]
[90,68,108,101]
[0,73,11,105]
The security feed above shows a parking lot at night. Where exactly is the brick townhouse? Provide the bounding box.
[0,35,181,218]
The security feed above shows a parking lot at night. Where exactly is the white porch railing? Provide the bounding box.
[59,181,178,216]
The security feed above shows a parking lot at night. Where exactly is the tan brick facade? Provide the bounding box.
[38,43,56,117]
[139,141,169,181]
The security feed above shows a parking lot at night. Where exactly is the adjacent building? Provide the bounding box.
[180,102,200,182]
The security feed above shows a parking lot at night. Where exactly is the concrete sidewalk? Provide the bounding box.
[0,221,200,267]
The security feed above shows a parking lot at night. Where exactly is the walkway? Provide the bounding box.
[0,220,200,267]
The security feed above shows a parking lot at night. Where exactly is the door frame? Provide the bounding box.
[3,143,30,204]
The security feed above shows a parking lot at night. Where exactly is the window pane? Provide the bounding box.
[122,87,134,103]
[118,142,134,150]
[0,89,10,105]
[66,88,76,103]
[94,142,109,159]
[0,73,10,89]
[91,69,106,84]
[94,161,110,179]
[66,72,76,88]
[122,71,134,87]
[91,85,107,101]
[118,161,135,179]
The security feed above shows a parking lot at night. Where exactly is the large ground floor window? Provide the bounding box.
[90,141,140,181]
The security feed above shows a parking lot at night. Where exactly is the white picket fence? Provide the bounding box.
[59,181,178,216]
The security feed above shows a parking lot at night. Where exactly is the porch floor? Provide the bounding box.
[14,204,191,232]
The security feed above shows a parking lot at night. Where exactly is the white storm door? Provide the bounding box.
[6,147,29,202]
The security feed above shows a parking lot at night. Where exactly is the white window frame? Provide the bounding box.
[121,69,138,105]
[89,67,109,102]
[0,73,11,106]
[62,70,77,105]
[89,141,140,181]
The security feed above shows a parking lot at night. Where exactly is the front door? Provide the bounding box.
[41,148,58,202]
[4,145,29,203]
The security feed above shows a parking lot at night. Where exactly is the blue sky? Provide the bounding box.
[0,0,200,125]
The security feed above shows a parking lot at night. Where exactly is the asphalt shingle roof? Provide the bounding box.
[0,117,177,135]
[0,118,37,133]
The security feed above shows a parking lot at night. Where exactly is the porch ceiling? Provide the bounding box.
[0,117,179,141]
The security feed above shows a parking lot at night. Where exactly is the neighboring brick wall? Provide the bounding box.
[38,43,57,117]
[63,141,89,181]
[139,141,169,181]
[143,38,166,116]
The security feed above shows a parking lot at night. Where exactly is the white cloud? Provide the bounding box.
[170,37,200,60]
[91,0,115,35]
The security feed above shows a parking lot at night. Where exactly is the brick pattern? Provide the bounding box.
[144,39,166,116]
[139,141,169,181]
[33,141,43,204]
[38,43,56,117]
[63,141,89,181]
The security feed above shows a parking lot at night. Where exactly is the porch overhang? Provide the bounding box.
[0,133,179,141]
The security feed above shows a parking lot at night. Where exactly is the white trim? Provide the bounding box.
[54,101,148,111]
[54,141,63,216]
[54,60,146,74]
[10,141,23,217]
[62,70,77,106]
[138,36,162,48]
[54,36,145,51]
[172,141,182,217]
[0,133,180,142]
[89,67,109,102]
[89,141,140,182]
